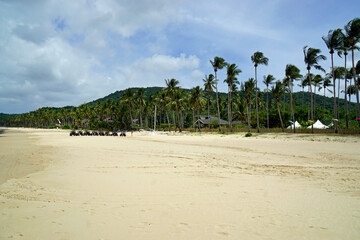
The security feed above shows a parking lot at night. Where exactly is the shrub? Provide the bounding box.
[61,124,70,129]
[245,132,252,137]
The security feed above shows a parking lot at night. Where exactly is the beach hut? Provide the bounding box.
[307,120,329,129]
[287,121,302,129]
[193,116,229,128]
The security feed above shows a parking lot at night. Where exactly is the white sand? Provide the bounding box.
[0,128,359,239]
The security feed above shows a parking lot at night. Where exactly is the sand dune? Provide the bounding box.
[0,128,359,239]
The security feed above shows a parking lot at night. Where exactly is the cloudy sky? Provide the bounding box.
[0,0,359,113]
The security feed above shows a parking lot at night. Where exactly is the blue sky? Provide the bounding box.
[0,0,359,113]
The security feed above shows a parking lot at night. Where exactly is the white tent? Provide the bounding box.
[287,121,302,129]
[307,120,329,129]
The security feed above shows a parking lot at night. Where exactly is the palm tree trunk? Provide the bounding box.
[337,77,340,120]
[351,47,360,122]
[323,86,326,120]
[289,82,295,133]
[139,105,143,128]
[166,111,170,131]
[344,54,349,128]
[266,86,269,129]
[228,84,232,132]
[215,70,222,131]
[255,66,260,133]
[314,87,317,119]
[276,99,284,132]
[307,86,310,120]
[207,96,210,129]
[154,105,157,131]
[331,53,338,133]
[308,68,314,134]
[247,101,251,132]
[197,108,201,132]
[172,111,176,130]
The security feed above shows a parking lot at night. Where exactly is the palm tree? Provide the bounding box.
[333,67,345,119]
[165,78,180,128]
[271,81,286,132]
[121,88,135,126]
[224,63,241,132]
[312,74,324,119]
[337,31,353,128]
[344,18,360,120]
[322,29,342,133]
[244,78,255,132]
[285,64,302,133]
[303,46,326,133]
[190,86,204,131]
[203,74,215,128]
[251,51,269,132]
[319,76,333,120]
[210,57,227,131]
[262,74,275,129]
[136,88,145,128]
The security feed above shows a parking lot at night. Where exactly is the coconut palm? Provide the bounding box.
[190,86,204,131]
[319,76,333,120]
[337,31,353,128]
[210,57,227,131]
[136,88,146,128]
[285,64,302,133]
[312,74,324,119]
[121,88,135,125]
[224,63,241,131]
[271,81,285,131]
[251,51,269,132]
[244,78,255,132]
[322,28,342,132]
[303,46,326,133]
[203,74,215,128]
[344,18,360,120]
[333,67,345,119]
[165,78,180,128]
[262,74,275,129]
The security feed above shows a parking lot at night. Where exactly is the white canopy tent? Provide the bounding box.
[307,120,329,129]
[287,121,302,129]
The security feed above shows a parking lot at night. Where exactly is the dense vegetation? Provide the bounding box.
[1,18,360,132]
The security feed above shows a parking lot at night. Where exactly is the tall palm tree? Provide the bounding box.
[190,86,204,131]
[165,78,180,128]
[121,88,135,126]
[333,67,345,119]
[262,74,275,129]
[285,64,302,133]
[136,88,145,128]
[203,74,215,127]
[319,76,333,120]
[344,18,360,120]
[251,51,269,132]
[303,46,326,133]
[337,31,354,128]
[224,63,241,132]
[210,57,227,131]
[244,78,255,132]
[312,74,324,120]
[322,29,342,133]
[271,81,286,132]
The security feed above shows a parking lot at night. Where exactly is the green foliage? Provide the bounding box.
[61,124,70,129]
[245,132,252,137]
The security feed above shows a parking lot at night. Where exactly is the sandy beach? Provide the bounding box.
[0,128,359,240]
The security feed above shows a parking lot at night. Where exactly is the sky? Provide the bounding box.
[0,0,359,114]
